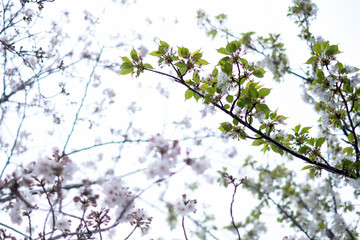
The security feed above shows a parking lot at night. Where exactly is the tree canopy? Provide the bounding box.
[1,0,360,239]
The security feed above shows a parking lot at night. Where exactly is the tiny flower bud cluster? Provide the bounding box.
[127,208,152,235]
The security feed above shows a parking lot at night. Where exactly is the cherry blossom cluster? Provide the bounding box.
[174,194,197,216]
[102,176,135,220]
[101,177,153,234]
[30,149,78,184]
[283,235,307,240]
[0,149,78,231]
[142,134,181,179]
[142,134,210,178]
[127,208,153,236]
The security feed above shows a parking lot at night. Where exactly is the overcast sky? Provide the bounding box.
[19,0,360,238]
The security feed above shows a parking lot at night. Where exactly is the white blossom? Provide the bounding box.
[217,71,231,94]
[9,201,23,225]
[127,208,152,235]
[32,153,77,183]
[351,73,360,88]
[180,116,192,128]
[345,65,356,74]
[55,217,71,231]
[190,159,210,175]
[174,195,197,216]
[102,177,132,209]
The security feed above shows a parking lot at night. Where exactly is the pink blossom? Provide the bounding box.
[190,159,209,175]
[174,194,197,216]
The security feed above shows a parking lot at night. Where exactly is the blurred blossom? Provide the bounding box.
[138,45,149,57]
[32,151,77,183]
[9,201,23,225]
[52,217,71,231]
[180,116,192,128]
[174,194,197,216]
[190,159,209,175]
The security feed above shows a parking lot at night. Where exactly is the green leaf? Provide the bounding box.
[200,83,209,91]
[271,144,284,155]
[240,58,248,65]
[309,168,316,178]
[316,137,326,147]
[160,40,169,48]
[121,56,131,63]
[144,63,154,69]
[249,85,259,98]
[326,45,340,56]
[120,62,134,75]
[185,89,193,100]
[252,139,264,146]
[226,95,234,103]
[212,67,219,75]
[348,133,354,143]
[193,93,200,101]
[196,59,209,65]
[178,46,190,58]
[300,126,312,134]
[192,49,201,56]
[298,145,310,154]
[321,41,329,51]
[192,52,203,61]
[120,66,134,75]
[217,47,228,55]
[302,165,312,170]
[121,61,133,69]
[259,88,271,97]
[342,147,354,155]
[226,42,236,53]
[149,51,162,57]
[220,122,233,132]
[179,67,187,75]
[253,68,265,78]
[256,104,270,114]
[221,62,233,74]
[193,72,200,83]
[316,69,324,79]
[305,56,316,64]
[174,62,186,68]
[294,124,301,133]
[130,48,139,62]
[312,43,321,54]
[159,40,170,53]
[307,138,315,146]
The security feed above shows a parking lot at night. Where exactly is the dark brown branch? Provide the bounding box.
[144,68,354,179]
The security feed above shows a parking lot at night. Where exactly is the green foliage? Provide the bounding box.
[120,2,360,238]
[184,89,194,100]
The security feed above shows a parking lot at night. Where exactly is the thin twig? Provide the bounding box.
[230,183,241,240]
[182,216,189,240]
[0,222,32,240]
[62,47,104,153]
[0,88,28,178]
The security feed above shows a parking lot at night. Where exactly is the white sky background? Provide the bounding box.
[4,0,360,239]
